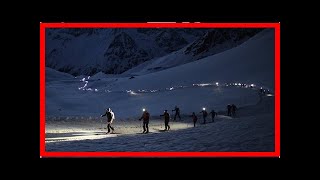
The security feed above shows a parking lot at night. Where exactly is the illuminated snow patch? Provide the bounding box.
[199,83,210,87]
[130,91,137,95]
[127,90,137,95]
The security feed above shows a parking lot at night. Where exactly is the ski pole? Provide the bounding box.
[100,117,103,130]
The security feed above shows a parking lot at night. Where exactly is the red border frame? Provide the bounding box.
[40,23,280,157]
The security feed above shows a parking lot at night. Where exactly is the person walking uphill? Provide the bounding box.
[231,104,237,117]
[101,108,115,134]
[160,110,170,131]
[172,105,181,121]
[189,112,198,127]
[139,109,150,133]
[227,104,232,116]
[209,109,218,122]
[199,108,208,124]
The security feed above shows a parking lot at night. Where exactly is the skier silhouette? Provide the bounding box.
[189,112,198,127]
[199,108,208,124]
[160,110,171,131]
[209,109,218,122]
[231,104,237,117]
[227,104,232,116]
[139,109,150,133]
[172,105,181,121]
[101,108,115,134]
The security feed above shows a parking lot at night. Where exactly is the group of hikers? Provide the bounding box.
[260,87,270,95]
[101,104,237,134]
[227,104,238,117]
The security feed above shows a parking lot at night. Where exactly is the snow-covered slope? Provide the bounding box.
[45,29,274,118]
[46,67,74,82]
[45,95,274,152]
[123,28,262,75]
[46,29,207,75]
[117,29,274,91]
[46,28,261,76]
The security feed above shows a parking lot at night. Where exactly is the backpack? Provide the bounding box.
[145,112,150,120]
[106,112,112,121]
[164,112,170,119]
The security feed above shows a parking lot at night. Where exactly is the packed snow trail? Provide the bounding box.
[46,79,267,118]
[46,119,191,142]
[45,95,274,152]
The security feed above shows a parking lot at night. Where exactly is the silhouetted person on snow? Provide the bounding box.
[172,105,181,121]
[199,108,208,124]
[209,109,218,122]
[231,104,237,117]
[139,109,150,133]
[227,104,232,116]
[189,112,198,127]
[260,87,264,94]
[101,108,115,134]
[160,110,170,131]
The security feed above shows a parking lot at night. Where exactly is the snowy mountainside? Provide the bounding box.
[118,29,274,91]
[46,28,261,76]
[45,29,274,118]
[46,28,207,76]
[122,28,263,75]
[46,67,74,82]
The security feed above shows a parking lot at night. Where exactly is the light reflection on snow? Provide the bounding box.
[130,91,137,95]
[126,90,138,95]
[76,79,272,96]
[78,75,98,92]
[78,80,89,90]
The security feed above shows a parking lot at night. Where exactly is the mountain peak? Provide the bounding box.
[184,29,262,57]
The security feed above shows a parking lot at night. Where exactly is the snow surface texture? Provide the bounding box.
[45,29,275,152]
[46,95,274,152]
